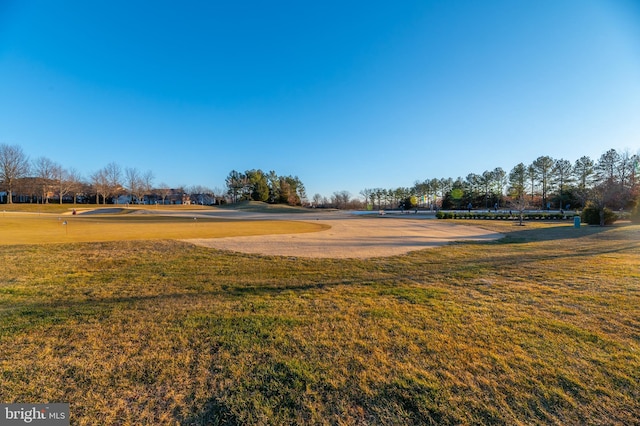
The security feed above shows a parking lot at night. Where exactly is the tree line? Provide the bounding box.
[0,144,211,205]
[0,143,310,206]
[354,148,638,218]
[1,143,637,219]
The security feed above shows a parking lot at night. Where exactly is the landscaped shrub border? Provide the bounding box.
[436,211,578,221]
[581,206,618,226]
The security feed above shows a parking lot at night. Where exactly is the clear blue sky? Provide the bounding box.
[1,0,639,198]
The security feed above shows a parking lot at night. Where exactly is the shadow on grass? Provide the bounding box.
[221,282,331,296]
[179,397,238,426]
[448,230,639,260]
[483,222,636,244]
[1,278,349,333]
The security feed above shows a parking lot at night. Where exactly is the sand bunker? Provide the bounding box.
[186,212,502,259]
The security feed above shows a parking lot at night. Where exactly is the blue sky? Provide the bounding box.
[1,1,639,198]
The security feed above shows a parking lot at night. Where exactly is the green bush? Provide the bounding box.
[581,205,617,226]
[631,201,640,224]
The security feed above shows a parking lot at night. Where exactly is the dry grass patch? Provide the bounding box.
[0,223,638,424]
[0,214,327,245]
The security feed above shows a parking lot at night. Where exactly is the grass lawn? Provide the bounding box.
[0,212,638,425]
[0,212,326,245]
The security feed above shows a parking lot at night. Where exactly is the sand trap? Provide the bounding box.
[186,212,502,259]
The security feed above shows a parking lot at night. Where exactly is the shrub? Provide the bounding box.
[581,205,617,226]
[436,211,579,221]
[631,201,640,224]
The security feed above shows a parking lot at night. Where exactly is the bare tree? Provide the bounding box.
[157,182,172,205]
[507,163,528,225]
[0,144,30,204]
[187,185,215,205]
[511,192,530,226]
[331,190,351,209]
[104,162,123,203]
[125,167,141,204]
[125,168,154,205]
[33,156,59,203]
[91,168,110,205]
[141,170,154,204]
[589,180,620,226]
[211,186,225,204]
[590,149,638,215]
[617,149,637,196]
[59,168,83,204]
[359,188,374,208]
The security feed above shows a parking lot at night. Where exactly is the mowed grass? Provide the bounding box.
[0,213,327,245]
[0,215,638,425]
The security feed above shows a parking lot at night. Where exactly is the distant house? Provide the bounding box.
[4,177,54,203]
[146,188,187,205]
[188,193,216,206]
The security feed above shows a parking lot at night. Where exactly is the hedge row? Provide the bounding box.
[435,212,575,220]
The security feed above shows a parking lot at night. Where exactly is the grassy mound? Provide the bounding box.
[217,200,312,213]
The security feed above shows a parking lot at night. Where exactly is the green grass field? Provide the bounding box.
[0,206,638,425]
